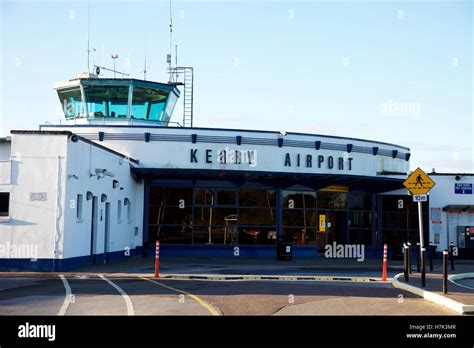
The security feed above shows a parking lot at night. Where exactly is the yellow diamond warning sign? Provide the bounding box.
[403,168,436,195]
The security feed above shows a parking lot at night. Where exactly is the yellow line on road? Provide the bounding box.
[138,276,220,316]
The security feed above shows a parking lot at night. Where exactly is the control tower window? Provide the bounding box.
[84,85,129,118]
[132,87,168,121]
[164,92,178,122]
[57,87,84,119]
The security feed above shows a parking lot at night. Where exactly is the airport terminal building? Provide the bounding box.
[0,76,472,271]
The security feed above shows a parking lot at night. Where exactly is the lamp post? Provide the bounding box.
[111,54,119,78]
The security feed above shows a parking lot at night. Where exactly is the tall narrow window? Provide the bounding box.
[76,194,83,222]
[0,192,10,217]
[117,200,122,223]
[126,199,132,224]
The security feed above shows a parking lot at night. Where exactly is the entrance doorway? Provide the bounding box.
[224,214,238,244]
[104,202,111,263]
[90,196,98,263]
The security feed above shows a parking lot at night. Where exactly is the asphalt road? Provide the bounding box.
[0,275,458,316]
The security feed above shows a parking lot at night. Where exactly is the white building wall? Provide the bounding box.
[62,138,143,260]
[0,134,68,259]
[41,126,410,178]
[0,133,144,264]
[427,175,474,251]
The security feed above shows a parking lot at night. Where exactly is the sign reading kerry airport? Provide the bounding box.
[403,168,436,195]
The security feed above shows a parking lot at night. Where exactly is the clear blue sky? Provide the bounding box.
[1,0,472,172]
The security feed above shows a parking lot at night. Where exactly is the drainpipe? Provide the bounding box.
[54,156,64,272]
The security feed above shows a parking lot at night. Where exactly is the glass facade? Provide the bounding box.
[149,186,277,245]
[147,184,426,249]
[380,195,429,248]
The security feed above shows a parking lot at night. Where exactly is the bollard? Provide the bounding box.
[449,242,455,271]
[407,242,412,274]
[429,243,434,272]
[442,250,448,294]
[154,240,160,278]
[416,243,421,273]
[382,244,388,281]
[420,247,426,288]
[403,244,409,282]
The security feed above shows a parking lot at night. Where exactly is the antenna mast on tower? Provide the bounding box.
[143,36,148,80]
[167,0,173,82]
[87,0,90,72]
[86,0,96,74]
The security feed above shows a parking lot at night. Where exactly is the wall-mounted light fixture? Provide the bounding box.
[90,168,115,179]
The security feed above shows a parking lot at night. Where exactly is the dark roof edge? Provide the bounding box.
[428,173,474,176]
[38,124,411,151]
[10,130,139,165]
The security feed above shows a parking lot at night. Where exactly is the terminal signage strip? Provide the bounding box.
[189,148,354,171]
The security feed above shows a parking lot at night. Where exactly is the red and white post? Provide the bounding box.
[154,240,160,278]
[382,244,388,281]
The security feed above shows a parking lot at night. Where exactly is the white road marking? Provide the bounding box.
[449,278,474,291]
[58,275,72,316]
[99,275,135,315]
[74,275,89,279]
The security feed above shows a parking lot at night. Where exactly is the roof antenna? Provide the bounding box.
[167,0,173,82]
[140,35,148,80]
[87,0,91,73]
[86,0,96,74]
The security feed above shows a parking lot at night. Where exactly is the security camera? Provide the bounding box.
[279,131,287,136]
[455,175,461,181]
[70,134,79,143]
[104,170,115,177]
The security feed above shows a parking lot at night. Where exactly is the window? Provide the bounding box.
[57,87,84,119]
[132,87,169,121]
[163,92,178,121]
[127,200,132,224]
[117,200,122,223]
[76,194,83,222]
[0,192,10,217]
[83,85,129,118]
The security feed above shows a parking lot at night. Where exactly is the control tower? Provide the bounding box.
[53,73,181,126]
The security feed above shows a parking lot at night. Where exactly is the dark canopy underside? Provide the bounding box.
[131,168,404,193]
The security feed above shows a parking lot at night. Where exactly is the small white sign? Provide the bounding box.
[413,194,427,202]
[30,192,47,201]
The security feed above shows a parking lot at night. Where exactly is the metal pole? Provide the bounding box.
[407,242,412,274]
[421,247,426,287]
[443,250,448,294]
[403,244,409,282]
[417,201,426,282]
[429,242,434,272]
[417,201,425,249]
[449,242,455,271]
[416,242,420,273]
